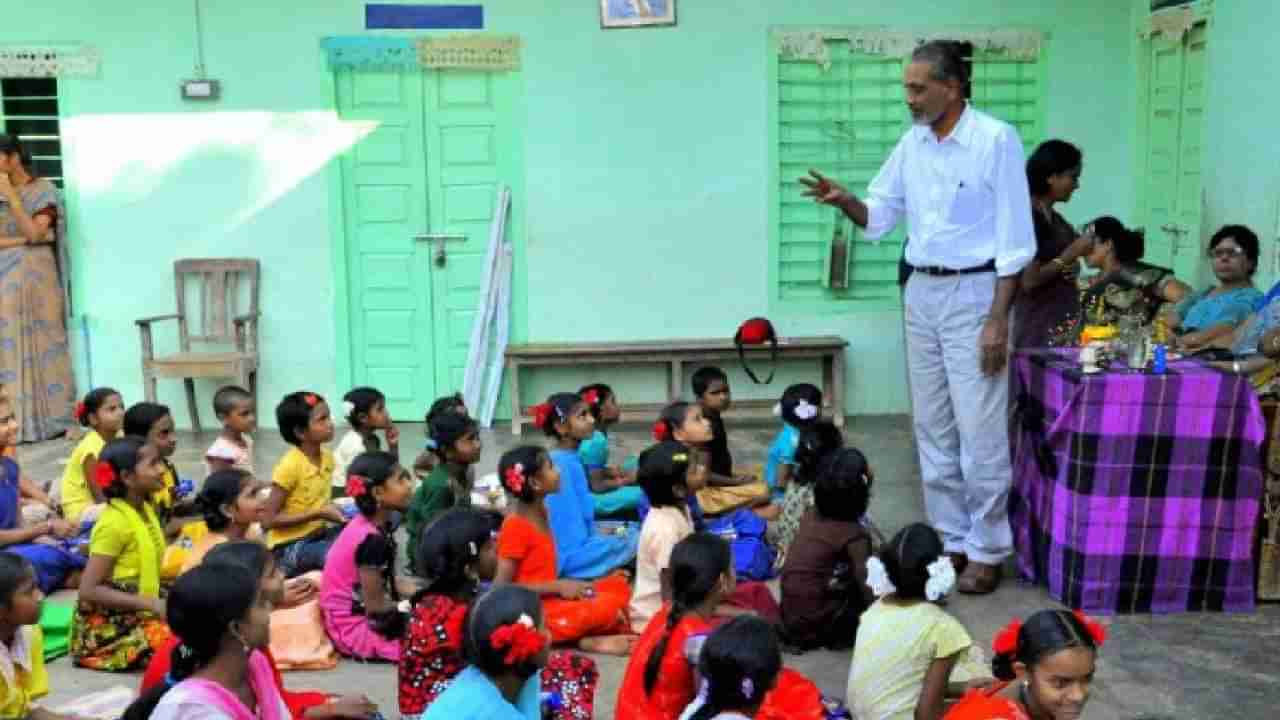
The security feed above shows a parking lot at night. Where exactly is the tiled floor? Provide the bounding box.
[16,416,1278,719]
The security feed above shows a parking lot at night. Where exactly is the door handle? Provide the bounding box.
[413,233,467,267]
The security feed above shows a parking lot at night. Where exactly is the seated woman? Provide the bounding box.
[1077,216,1189,334]
[1163,225,1263,351]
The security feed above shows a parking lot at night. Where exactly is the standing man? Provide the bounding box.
[799,41,1034,594]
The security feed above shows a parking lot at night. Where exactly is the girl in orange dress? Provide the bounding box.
[945,609,1106,720]
[493,446,634,655]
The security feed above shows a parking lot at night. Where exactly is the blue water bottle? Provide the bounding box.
[1152,343,1167,375]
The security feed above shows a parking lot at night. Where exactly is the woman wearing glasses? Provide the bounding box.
[1074,216,1190,337]
[1161,225,1263,351]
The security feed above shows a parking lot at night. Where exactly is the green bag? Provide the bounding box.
[39,602,74,661]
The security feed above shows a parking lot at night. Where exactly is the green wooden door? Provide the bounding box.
[423,71,517,394]
[1140,24,1207,284]
[336,70,435,419]
[336,69,518,419]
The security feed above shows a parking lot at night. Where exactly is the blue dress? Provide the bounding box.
[578,431,645,516]
[763,424,800,502]
[546,449,639,580]
[1176,286,1263,331]
[421,665,540,720]
[0,457,85,593]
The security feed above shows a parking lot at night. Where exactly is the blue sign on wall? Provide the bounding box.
[365,4,484,29]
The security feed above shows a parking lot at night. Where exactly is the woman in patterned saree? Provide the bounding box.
[0,134,75,443]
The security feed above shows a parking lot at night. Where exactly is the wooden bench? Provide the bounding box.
[505,336,848,435]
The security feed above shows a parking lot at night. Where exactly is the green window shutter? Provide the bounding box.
[771,38,1045,313]
[0,78,63,188]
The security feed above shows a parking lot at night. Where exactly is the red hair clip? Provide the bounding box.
[504,463,526,494]
[303,393,318,407]
[489,613,545,666]
[1072,610,1107,648]
[345,474,368,498]
[93,461,117,490]
[652,420,670,441]
[581,389,600,407]
[531,403,553,429]
[992,618,1022,656]
[73,401,87,422]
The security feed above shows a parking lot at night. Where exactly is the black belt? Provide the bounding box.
[909,259,996,277]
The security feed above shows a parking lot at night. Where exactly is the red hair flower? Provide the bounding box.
[1073,610,1107,648]
[652,420,670,441]
[582,389,600,407]
[345,474,368,498]
[93,461,117,490]
[992,618,1022,656]
[73,401,87,422]
[531,403,553,429]
[504,463,526,494]
[303,393,319,407]
[489,613,545,666]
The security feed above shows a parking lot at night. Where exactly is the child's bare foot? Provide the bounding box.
[578,634,636,656]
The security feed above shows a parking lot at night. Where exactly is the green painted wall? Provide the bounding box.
[1201,0,1280,292]
[3,1,1136,427]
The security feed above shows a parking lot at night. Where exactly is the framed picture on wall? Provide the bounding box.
[600,0,676,28]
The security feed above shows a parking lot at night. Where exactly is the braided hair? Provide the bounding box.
[877,522,943,601]
[498,446,548,503]
[642,533,731,695]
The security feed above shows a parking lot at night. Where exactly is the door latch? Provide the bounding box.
[413,233,467,267]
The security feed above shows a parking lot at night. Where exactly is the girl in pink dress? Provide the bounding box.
[319,451,414,661]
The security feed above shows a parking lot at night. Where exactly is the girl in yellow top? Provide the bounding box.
[848,523,980,720]
[122,403,207,581]
[0,552,76,720]
[58,388,123,528]
[70,436,173,672]
[263,392,345,578]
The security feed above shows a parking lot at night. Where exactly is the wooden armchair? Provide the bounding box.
[137,259,260,433]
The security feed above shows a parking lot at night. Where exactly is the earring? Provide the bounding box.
[229,625,251,654]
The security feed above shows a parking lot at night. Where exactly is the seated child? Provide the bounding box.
[332,386,400,498]
[494,446,634,655]
[848,523,968,720]
[400,508,598,720]
[0,390,83,593]
[0,552,77,720]
[70,436,173,671]
[617,533,734,720]
[629,442,709,633]
[421,585,552,720]
[204,385,257,476]
[630,443,778,634]
[405,405,481,570]
[535,393,638,580]
[263,392,346,578]
[412,394,467,478]
[765,383,824,504]
[677,615,782,720]
[945,610,1104,720]
[780,446,875,651]
[654,401,770,518]
[123,403,206,580]
[691,368,774,518]
[122,562,290,720]
[320,451,414,661]
[774,421,843,567]
[577,383,645,517]
[182,469,266,571]
[139,541,374,720]
[58,387,124,529]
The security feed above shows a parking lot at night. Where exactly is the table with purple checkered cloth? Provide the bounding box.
[1009,349,1264,614]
